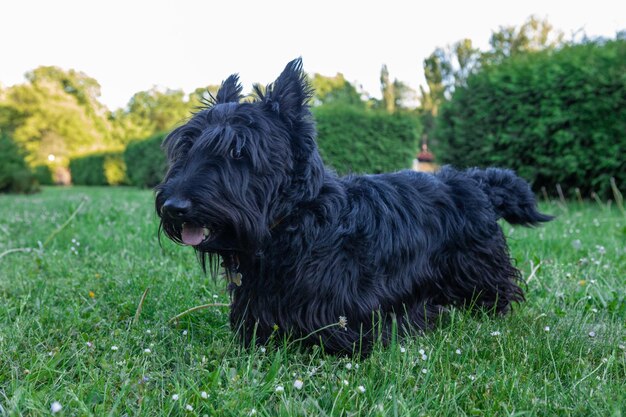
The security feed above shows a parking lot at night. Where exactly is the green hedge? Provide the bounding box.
[123,132,168,188]
[435,39,626,197]
[98,109,420,189]
[314,105,421,175]
[33,164,54,185]
[69,151,127,186]
[0,133,39,194]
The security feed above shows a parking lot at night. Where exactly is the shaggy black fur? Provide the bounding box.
[155,58,552,356]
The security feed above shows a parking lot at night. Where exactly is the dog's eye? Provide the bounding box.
[229,148,243,160]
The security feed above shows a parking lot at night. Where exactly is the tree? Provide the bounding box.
[188,85,221,109]
[111,87,191,142]
[380,65,395,113]
[310,73,364,107]
[484,15,565,65]
[1,67,113,167]
[375,65,417,113]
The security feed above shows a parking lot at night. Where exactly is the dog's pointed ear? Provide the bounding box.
[258,58,313,124]
[214,74,243,104]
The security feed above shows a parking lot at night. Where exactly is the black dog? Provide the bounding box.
[156,59,552,356]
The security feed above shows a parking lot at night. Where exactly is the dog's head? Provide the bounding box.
[155,58,325,255]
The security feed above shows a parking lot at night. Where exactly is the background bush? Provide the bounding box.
[69,151,127,186]
[123,132,168,188]
[434,39,626,197]
[314,105,421,175]
[0,132,39,194]
[33,164,54,185]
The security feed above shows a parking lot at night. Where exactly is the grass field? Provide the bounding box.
[0,186,625,416]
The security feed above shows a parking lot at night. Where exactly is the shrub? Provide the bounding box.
[33,164,54,185]
[69,151,127,185]
[0,132,39,194]
[119,110,421,187]
[123,132,168,188]
[313,105,421,175]
[434,39,626,197]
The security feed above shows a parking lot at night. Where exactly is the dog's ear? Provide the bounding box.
[214,74,243,104]
[256,58,313,124]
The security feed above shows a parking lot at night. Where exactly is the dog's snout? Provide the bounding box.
[161,197,192,218]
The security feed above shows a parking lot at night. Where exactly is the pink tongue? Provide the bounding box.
[181,225,204,246]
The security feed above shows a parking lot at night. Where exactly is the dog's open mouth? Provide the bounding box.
[181,223,212,246]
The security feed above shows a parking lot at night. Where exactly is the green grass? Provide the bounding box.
[0,186,625,416]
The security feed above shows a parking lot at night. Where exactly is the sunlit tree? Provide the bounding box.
[310,73,364,107]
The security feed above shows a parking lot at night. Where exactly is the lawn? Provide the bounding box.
[0,186,624,416]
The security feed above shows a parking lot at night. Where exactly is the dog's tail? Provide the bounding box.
[466,167,554,226]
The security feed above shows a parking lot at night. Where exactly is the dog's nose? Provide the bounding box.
[161,197,192,218]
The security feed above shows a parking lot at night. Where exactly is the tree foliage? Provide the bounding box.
[1,66,113,167]
[110,87,191,143]
[434,39,626,197]
[310,73,364,107]
[379,65,396,113]
[485,16,564,65]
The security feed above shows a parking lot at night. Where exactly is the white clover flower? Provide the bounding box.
[421,368,428,374]
[421,354,428,361]
[182,330,188,336]
[172,394,179,401]
[185,404,193,411]
[357,385,366,393]
[111,345,119,351]
[86,341,93,348]
[455,349,462,355]
[544,326,550,332]
[589,331,596,338]
[418,348,425,355]
[468,374,476,381]
[144,348,151,354]
[490,331,501,336]
[259,346,266,353]
[572,239,582,250]
[201,391,208,399]
[342,379,349,386]
[250,409,257,416]
[294,379,304,390]
[596,245,606,255]
[345,363,352,370]
[399,347,406,353]
[51,401,62,413]
[275,385,285,393]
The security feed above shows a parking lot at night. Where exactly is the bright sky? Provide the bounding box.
[1,0,624,110]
